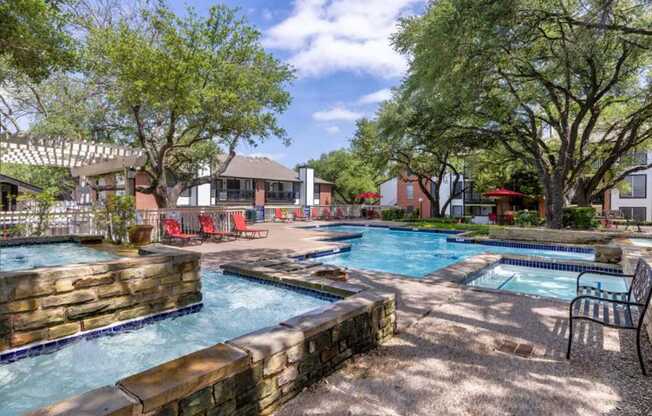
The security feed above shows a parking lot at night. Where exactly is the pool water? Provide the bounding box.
[0,271,333,416]
[0,243,117,272]
[467,264,629,301]
[317,226,595,277]
[630,238,652,248]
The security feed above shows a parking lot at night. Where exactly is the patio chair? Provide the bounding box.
[162,218,202,246]
[311,207,321,220]
[274,208,292,223]
[294,208,310,221]
[334,207,347,220]
[322,207,332,220]
[232,212,269,239]
[567,258,652,375]
[198,214,235,241]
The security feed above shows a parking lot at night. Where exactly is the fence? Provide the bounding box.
[0,204,393,241]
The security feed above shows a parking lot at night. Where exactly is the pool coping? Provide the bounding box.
[0,234,104,247]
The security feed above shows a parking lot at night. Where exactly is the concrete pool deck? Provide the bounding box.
[174,221,652,416]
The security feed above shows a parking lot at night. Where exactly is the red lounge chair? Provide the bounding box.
[275,208,291,222]
[322,207,332,220]
[232,212,269,239]
[334,207,346,219]
[294,208,309,221]
[162,218,201,245]
[311,207,321,220]
[198,214,235,241]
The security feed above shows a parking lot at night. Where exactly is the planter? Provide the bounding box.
[128,224,153,246]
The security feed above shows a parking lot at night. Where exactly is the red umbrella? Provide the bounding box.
[483,188,524,198]
[355,192,382,199]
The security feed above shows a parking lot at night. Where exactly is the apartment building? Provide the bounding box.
[605,151,652,222]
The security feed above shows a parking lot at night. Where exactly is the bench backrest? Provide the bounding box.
[163,218,182,236]
[198,214,216,233]
[630,258,652,327]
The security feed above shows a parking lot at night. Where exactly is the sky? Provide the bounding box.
[170,0,426,167]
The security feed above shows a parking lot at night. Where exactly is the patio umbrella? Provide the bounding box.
[355,192,382,200]
[483,188,524,198]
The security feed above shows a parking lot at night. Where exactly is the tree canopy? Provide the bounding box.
[394,0,652,227]
[302,149,380,204]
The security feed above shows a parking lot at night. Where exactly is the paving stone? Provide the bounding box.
[48,322,81,339]
[228,325,304,363]
[23,385,140,416]
[179,387,214,416]
[0,299,38,313]
[40,290,96,308]
[11,328,48,347]
[13,308,65,331]
[82,313,117,330]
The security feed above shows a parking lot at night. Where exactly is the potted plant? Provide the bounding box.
[128,223,153,246]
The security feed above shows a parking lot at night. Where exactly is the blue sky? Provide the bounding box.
[170,0,425,167]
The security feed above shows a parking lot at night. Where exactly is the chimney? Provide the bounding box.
[298,167,314,207]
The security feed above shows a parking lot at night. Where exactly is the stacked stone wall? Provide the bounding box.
[1,252,201,351]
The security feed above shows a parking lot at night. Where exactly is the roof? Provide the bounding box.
[0,173,42,193]
[218,155,332,184]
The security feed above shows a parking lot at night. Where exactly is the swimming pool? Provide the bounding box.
[316,226,595,277]
[0,243,117,272]
[0,271,334,416]
[467,264,629,301]
[629,238,652,248]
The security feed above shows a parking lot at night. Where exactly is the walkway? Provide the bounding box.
[179,221,652,416]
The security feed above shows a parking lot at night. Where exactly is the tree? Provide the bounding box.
[82,4,293,207]
[352,91,470,217]
[0,0,75,82]
[394,0,652,228]
[302,150,379,204]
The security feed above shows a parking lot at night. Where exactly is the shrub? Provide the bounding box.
[381,208,405,221]
[514,210,541,227]
[563,207,597,230]
[405,209,421,221]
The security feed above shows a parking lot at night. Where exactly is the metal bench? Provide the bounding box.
[567,258,652,375]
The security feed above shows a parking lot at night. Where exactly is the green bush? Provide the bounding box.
[562,207,597,230]
[381,208,405,221]
[405,209,421,221]
[514,210,541,227]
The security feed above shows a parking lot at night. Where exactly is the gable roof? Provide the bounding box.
[0,173,42,193]
[217,155,332,184]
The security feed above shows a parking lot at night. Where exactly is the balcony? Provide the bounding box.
[216,190,254,201]
[463,191,494,205]
[266,191,297,202]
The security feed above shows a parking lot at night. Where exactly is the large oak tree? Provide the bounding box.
[394,0,652,228]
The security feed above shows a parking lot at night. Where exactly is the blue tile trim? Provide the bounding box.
[447,236,594,254]
[293,246,352,261]
[0,303,204,365]
[223,271,342,302]
[498,257,622,274]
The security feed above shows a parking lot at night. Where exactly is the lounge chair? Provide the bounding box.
[334,207,347,220]
[567,258,652,375]
[322,207,332,220]
[274,208,291,223]
[294,208,309,221]
[311,207,321,220]
[162,218,202,245]
[198,214,235,241]
[232,212,269,239]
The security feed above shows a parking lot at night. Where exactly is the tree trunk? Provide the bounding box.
[153,185,182,208]
[544,179,565,229]
[416,176,439,218]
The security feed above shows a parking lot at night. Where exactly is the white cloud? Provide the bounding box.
[264,0,424,78]
[261,8,274,21]
[325,125,340,134]
[313,106,362,122]
[245,152,287,161]
[358,88,392,104]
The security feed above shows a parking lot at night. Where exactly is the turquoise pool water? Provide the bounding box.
[468,264,629,301]
[630,238,652,248]
[317,226,595,277]
[0,243,117,272]
[0,271,333,416]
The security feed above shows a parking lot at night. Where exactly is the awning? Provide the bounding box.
[483,188,524,198]
[0,134,145,174]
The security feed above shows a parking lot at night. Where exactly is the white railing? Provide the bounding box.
[0,209,103,239]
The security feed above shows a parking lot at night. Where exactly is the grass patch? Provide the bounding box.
[402,219,491,236]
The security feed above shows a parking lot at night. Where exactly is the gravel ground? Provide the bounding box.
[277,269,652,416]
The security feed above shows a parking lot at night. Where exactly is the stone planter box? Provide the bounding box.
[489,226,618,244]
[0,246,201,353]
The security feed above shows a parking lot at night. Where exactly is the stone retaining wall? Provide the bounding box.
[489,227,617,244]
[26,286,396,416]
[0,249,201,352]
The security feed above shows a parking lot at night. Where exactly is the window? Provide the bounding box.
[313,183,320,203]
[465,206,492,217]
[180,188,191,197]
[620,207,647,222]
[406,183,414,200]
[620,175,647,198]
[451,205,464,217]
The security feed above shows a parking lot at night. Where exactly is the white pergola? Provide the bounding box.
[0,134,145,177]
